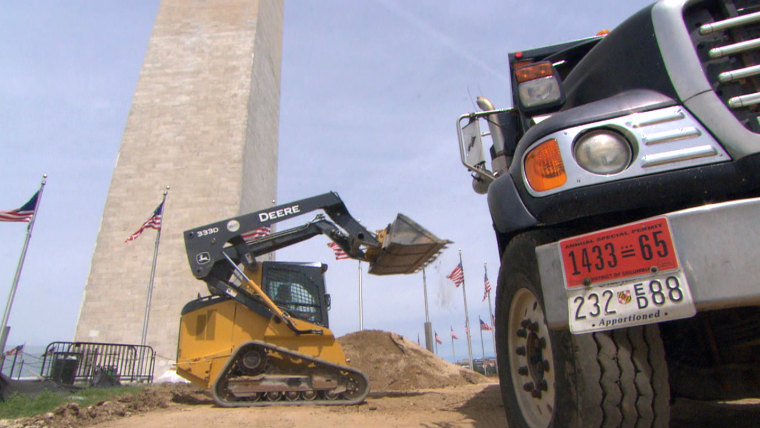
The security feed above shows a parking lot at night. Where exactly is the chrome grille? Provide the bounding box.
[686,0,760,133]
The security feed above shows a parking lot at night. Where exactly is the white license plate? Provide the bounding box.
[568,270,696,334]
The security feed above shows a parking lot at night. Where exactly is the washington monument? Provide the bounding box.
[74,0,283,375]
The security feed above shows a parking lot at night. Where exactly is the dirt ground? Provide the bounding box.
[90,389,760,428]
[8,381,760,428]
[92,382,506,428]
[3,330,760,427]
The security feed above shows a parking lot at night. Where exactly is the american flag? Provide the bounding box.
[0,191,38,223]
[242,226,271,243]
[327,242,350,260]
[447,262,464,287]
[5,344,23,356]
[450,327,458,340]
[483,271,492,301]
[480,317,493,331]
[435,331,442,344]
[125,201,164,243]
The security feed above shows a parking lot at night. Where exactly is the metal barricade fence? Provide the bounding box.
[40,342,155,385]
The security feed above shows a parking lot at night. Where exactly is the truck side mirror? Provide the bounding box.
[457,107,519,194]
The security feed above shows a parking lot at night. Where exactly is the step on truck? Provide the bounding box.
[456,0,760,426]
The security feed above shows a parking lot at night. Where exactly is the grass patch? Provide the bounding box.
[0,385,146,420]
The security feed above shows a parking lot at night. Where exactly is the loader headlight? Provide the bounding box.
[573,130,632,175]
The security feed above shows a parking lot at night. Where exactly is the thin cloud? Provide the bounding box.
[372,0,503,80]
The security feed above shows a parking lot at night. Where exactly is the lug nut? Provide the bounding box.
[539,380,548,391]
[523,382,535,392]
[516,346,526,356]
[516,328,528,338]
[521,319,531,328]
[518,366,529,376]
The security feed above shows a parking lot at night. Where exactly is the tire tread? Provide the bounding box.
[595,332,623,427]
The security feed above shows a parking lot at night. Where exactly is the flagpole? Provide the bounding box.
[451,330,455,363]
[459,250,474,371]
[0,174,46,358]
[358,260,363,331]
[486,262,497,362]
[140,186,169,346]
[422,268,433,352]
[479,319,485,359]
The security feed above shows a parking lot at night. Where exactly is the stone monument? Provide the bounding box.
[74,0,283,375]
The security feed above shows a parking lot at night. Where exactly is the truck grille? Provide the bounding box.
[685,0,760,133]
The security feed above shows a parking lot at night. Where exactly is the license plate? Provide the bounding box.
[567,270,695,333]
[559,217,696,333]
[560,217,680,288]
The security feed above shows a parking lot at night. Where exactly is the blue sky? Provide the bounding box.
[0,0,653,363]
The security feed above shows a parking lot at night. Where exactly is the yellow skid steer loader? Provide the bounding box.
[176,192,448,406]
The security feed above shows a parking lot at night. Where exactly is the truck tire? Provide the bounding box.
[495,231,670,428]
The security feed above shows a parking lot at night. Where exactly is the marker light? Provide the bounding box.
[524,139,567,192]
[573,130,632,174]
[515,62,554,83]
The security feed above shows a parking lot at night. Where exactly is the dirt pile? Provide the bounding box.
[338,330,488,392]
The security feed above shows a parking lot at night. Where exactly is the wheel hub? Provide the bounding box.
[508,288,556,427]
[520,319,550,398]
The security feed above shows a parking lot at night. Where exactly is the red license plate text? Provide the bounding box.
[560,217,679,288]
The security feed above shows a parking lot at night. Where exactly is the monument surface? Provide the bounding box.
[74,0,283,374]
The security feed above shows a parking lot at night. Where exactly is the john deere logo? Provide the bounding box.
[196,252,211,265]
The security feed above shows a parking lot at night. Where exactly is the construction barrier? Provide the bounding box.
[40,342,155,386]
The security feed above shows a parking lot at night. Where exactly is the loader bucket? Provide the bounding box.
[367,214,450,275]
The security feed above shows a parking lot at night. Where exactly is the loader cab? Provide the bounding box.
[261,261,330,328]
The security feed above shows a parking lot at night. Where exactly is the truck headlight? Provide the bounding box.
[573,130,632,174]
[518,76,562,108]
[514,61,564,111]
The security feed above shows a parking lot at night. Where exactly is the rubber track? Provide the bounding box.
[212,341,369,407]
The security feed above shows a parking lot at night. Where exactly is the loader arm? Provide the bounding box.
[183,191,449,335]
[184,192,379,282]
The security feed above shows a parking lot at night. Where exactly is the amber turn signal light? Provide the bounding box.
[524,139,567,192]
[515,62,554,83]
